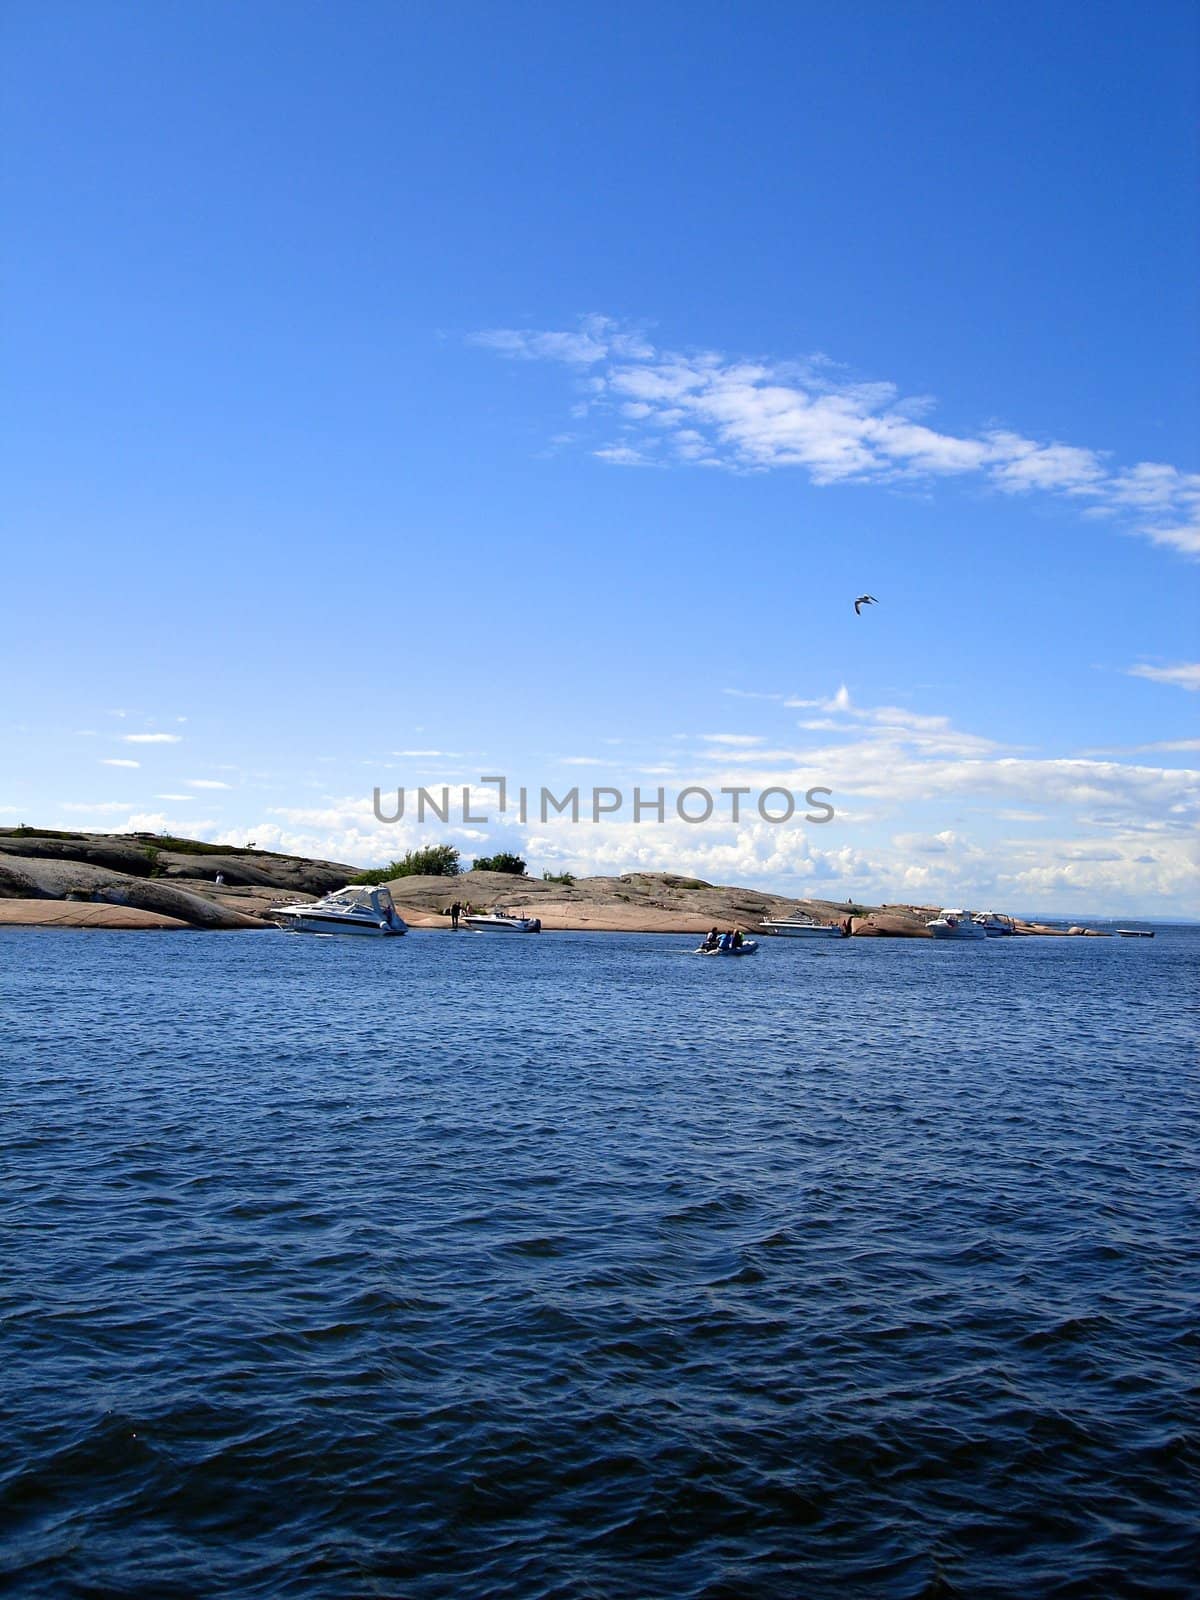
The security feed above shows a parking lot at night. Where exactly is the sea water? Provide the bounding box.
[2,926,1197,1598]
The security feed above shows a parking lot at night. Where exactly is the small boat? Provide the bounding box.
[926,909,988,941]
[463,911,542,932]
[273,885,408,936]
[760,914,846,939]
[972,912,1016,936]
[695,937,758,956]
[1116,928,1154,938]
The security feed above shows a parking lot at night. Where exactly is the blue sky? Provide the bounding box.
[3,1,1197,913]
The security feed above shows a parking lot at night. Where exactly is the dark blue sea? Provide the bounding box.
[2,925,1197,1599]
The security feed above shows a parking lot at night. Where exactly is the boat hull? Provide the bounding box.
[762,922,844,938]
[462,916,541,932]
[278,913,404,936]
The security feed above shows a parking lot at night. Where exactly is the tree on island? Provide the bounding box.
[351,844,462,884]
[472,852,527,876]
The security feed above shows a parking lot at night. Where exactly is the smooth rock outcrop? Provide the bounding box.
[0,899,191,930]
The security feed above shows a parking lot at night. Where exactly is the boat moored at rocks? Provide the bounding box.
[463,911,542,932]
[926,909,989,941]
[760,915,847,939]
[272,885,408,936]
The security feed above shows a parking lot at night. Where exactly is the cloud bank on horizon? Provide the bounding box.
[51,681,1198,916]
[475,315,1200,557]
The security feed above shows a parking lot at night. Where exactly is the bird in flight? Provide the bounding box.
[854,594,878,615]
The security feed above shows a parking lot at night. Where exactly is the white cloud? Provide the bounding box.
[101,758,139,768]
[122,732,182,744]
[701,733,764,746]
[471,315,654,366]
[1080,738,1200,757]
[478,316,1200,555]
[121,812,198,834]
[51,807,218,835]
[156,793,194,800]
[593,444,655,466]
[707,748,807,763]
[186,779,231,790]
[1127,662,1200,691]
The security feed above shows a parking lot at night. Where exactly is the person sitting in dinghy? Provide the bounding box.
[701,927,721,951]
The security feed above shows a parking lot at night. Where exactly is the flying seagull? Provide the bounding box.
[854,594,878,615]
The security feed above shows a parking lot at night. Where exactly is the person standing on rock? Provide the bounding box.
[450,899,461,930]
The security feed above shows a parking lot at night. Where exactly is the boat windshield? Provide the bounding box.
[322,887,382,913]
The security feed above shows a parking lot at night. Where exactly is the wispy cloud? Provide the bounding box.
[783,684,998,756]
[701,733,764,746]
[477,316,1200,556]
[101,758,140,768]
[1080,738,1200,757]
[122,732,182,744]
[186,779,231,790]
[1126,661,1200,691]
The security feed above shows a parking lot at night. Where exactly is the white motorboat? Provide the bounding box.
[760,914,846,939]
[273,885,408,936]
[926,908,988,941]
[463,911,542,932]
[972,911,1016,936]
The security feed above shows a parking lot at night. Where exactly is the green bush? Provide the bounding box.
[472,852,527,876]
[351,844,462,884]
[542,870,575,886]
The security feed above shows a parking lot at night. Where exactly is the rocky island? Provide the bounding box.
[0,828,1095,936]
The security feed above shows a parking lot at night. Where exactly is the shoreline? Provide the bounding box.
[0,829,1118,936]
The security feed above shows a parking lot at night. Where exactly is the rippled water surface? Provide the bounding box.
[2,925,1198,1598]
